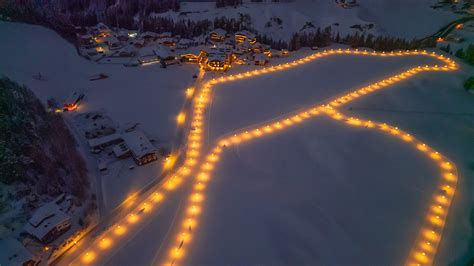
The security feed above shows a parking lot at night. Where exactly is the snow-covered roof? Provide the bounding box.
[210,28,226,36]
[181,47,202,56]
[88,132,122,148]
[158,32,172,38]
[24,201,70,240]
[105,36,119,44]
[154,49,173,59]
[208,52,227,62]
[120,45,136,54]
[113,142,130,157]
[139,46,158,57]
[193,35,206,43]
[158,37,175,43]
[140,31,157,38]
[122,131,156,159]
[0,238,36,265]
[236,30,255,39]
[178,38,194,45]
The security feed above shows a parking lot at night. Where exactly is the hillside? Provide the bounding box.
[155,0,461,41]
[0,0,463,43]
[0,78,89,234]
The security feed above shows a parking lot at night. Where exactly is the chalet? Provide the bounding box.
[112,142,130,159]
[235,31,257,44]
[209,28,227,42]
[204,52,231,71]
[105,36,122,50]
[157,32,172,39]
[177,38,195,49]
[133,39,145,48]
[155,46,179,65]
[0,238,38,266]
[254,54,269,66]
[180,48,205,63]
[234,42,252,55]
[158,37,176,47]
[137,47,160,65]
[89,130,158,166]
[116,31,129,42]
[122,131,157,165]
[193,35,207,45]
[118,46,136,57]
[140,31,157,41]
[23,201,71,244]
[88,132,123,149]
[94,22,111,37]
[251,42,264,53]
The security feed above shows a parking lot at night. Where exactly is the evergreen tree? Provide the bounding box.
[455,48,465,59]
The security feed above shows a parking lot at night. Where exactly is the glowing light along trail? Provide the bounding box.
[162,49,458,266]
[72,48,457,266]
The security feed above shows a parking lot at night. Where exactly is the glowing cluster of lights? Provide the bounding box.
[73,49,458,266]
[162,49,459,266]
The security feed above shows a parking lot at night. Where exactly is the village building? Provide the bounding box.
[254,53,269,66]
[116,31,129,42]
[89,130,158,165]
[92,22,112,38]
[235,31,257,44]
[118,46,136,57]
[112,142,130,159]
[105,36,122,50]
[209,28,227,42]
[203,52,231,71]
[23,200,71,244]
[154,46,179,65]
[158,37,176,47]
[177,38,195,49]
[88,132,123,149]
[180,47,204,63]
[0,238,38,266]
[122,131,158,165]
[157,32,172,39]
[140,31,157,41]
[137,46,160,65]
[133,38,145,48]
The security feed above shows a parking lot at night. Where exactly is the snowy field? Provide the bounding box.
[93,50,474,265]
[345,63,474,264]
[157,0,460,41]
[208,52,440,141]
[182,116,440,265]
[0,21,196,212]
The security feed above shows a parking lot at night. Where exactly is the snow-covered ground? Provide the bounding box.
[208,51,440,141]
[157,0,460,41]
[182,116,441,265]
[345,61,474,265]
[1,15,473,265]
[0,21,196,213]
[89,48,474,265]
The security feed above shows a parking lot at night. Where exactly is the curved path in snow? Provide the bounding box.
[73,49,459,266]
